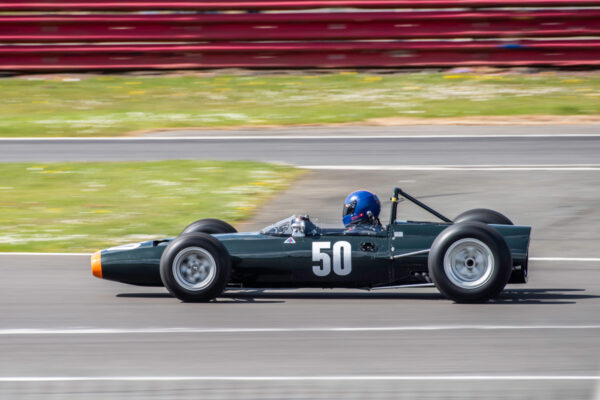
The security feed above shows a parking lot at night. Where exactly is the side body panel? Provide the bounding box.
[98,223,531,288]
[389,222,451,284]
[227,232,391,288]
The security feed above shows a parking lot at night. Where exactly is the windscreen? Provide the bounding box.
[260,216,295,236]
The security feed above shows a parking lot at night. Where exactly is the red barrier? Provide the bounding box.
[1,1,599,70]
[2,11,599,42]
[1,41,598,70]
[2,0,600,11]
[1,40,597,54]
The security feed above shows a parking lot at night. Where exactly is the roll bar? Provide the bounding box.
[389,187,452,225]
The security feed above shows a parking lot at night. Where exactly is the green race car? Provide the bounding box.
[91,188,531,303]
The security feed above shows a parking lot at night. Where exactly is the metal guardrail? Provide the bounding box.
[1,1,600,71]
[2,11,599,42]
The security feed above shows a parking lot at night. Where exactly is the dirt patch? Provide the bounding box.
[363,115,600,126]
[135,115,600,136]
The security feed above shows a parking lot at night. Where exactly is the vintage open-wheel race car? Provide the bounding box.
[92,187,531,303]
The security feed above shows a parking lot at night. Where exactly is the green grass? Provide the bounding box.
[0,160,303,252]
[1,72,599,137]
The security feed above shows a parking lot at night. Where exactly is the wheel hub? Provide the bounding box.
[443,238,495,289]
[172,247,217,291]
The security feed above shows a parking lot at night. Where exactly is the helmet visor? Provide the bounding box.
[343,200,357,217]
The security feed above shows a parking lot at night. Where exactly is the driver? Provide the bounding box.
[343,190,383,233]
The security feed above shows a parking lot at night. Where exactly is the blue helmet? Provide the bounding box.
[342,190,381,227]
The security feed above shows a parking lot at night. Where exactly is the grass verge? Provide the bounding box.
[0,160,303,252]
[1,72,599,137]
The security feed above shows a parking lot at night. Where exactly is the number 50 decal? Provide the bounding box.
[312,241,352,277]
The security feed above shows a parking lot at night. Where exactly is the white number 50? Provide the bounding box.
[312,241,352,277]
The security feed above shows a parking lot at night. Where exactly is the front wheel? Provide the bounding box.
[160,233,231,302]
[428,222,512,303]
[181,218,237,235]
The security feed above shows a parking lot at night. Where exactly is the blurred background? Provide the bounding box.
[0,0,599,399]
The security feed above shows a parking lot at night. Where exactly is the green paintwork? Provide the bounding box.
[98,221,531,289]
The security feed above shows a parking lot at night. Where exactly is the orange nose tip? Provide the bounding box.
[91,251,102,279]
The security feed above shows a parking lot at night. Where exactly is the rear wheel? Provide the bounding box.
[160,233,231,302]
[181,218,237,235]
[454,208,513,225]
[428,222,512,302]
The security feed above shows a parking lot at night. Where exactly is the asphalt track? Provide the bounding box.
[1,125,600,166]
[1,126,600,399]
[1,256,599,399]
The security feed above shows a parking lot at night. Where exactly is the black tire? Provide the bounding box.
[454,208,513,225]
[181,218,237,235]
[428,222,512,303]
[160,233,231,302]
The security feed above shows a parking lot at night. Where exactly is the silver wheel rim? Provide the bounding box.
[443,238,494,289]
[172,247,217,291]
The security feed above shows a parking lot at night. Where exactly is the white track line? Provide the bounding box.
[0,375,598,382]
[302,164,600,171]
[531,257,600,262]
[1,325,599,336]
[1,134,600,141]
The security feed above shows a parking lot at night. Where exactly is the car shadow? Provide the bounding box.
[116,292,285,304]
[117,288,595,305]
[491,288,596,305]
[223,287,596,304]
[223,289,445,301]
[118,293,173,298]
